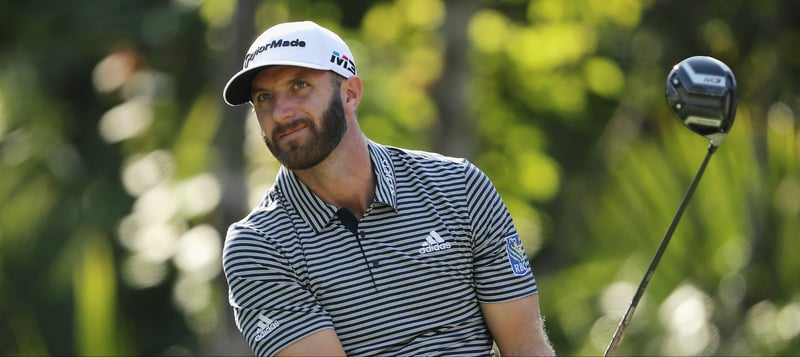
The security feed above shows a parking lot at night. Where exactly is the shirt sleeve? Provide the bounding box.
[222,223,335,356]
[463,160,539,303]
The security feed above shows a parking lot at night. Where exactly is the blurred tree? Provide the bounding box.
[0,0,218,354]
[431,0,480,158]
[534,0,800,355]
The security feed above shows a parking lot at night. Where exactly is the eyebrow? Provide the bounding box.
[251,72,318,93]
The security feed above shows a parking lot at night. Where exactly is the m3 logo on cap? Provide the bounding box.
[330,51,356,75]
[244,38,307,68]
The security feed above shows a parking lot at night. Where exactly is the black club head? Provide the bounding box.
[665,56,738,146]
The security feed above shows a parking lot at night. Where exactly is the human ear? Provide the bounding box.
[342,76,362,110]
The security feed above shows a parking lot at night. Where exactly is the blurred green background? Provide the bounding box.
[1,0,798,355]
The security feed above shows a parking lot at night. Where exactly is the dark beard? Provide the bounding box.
[264,87,347,170]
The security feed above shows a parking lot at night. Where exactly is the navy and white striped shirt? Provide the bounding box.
[223,139,538,356]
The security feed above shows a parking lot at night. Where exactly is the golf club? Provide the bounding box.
[603,56,738,356]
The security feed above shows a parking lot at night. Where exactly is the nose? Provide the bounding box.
[257,92,297,124]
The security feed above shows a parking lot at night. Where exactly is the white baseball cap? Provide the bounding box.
[222,21,357,106]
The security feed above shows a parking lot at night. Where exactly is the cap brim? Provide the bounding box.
[223,66,263,106]
[222,61,337,106]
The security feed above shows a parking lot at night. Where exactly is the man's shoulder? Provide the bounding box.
[227,190,289,239]
[380,143,468,171]
[222,191,297,266]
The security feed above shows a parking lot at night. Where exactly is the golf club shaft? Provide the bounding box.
[604,144,717,356]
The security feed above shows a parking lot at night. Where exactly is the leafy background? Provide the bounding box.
[1,0,798,355]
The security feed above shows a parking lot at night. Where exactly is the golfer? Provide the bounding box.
[221,20,555,356]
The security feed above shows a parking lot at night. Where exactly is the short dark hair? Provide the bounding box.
[331,72,345,88]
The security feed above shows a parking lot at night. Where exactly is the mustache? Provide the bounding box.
[267,118,313,141]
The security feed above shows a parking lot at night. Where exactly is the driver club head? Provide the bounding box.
[665,56,738,147]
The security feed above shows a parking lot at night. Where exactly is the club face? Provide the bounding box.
[665,56,737,146]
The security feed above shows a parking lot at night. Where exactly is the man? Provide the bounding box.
[221,20,555,356]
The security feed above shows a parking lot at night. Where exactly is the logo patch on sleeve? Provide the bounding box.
[504,234,530,276]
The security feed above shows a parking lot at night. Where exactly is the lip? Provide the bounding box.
[277,124,307,140]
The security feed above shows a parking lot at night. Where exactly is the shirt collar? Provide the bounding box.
[275,138,399,233]
[367,139,398,210]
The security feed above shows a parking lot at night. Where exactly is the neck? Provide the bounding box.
[293,133,375,219]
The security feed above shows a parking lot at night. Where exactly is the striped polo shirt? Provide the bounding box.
[223,139,538,356]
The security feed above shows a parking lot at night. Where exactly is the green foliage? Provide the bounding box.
[1,0,798,355]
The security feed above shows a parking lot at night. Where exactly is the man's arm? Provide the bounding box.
[275,328,346,356]
[480,293,555,356]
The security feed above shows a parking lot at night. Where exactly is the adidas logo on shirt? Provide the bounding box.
[419,230,452,254]
[254,314,280,342]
